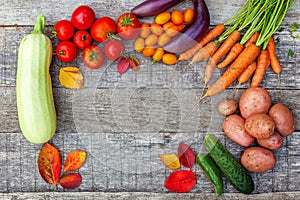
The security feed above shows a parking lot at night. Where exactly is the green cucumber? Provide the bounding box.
[204,134,254,194]
[196,153,223,196]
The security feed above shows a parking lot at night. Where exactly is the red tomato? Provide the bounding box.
[82,46,105,69]
[117,13,141,40]
[91,16,117,43]
[104,40,125,61]
[73,30,92,50]
[71,5,95,30]
[53,20,74,41]
[56,41,77,62]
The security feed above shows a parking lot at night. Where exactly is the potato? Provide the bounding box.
[239,87,271,119]
[269,103,295,136]
[241,147,276,172]
[257,131,283,150]
[223,114,254,147]
[245,113,275,139]
[218,98,238,115]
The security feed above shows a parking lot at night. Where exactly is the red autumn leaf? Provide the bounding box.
[38,143,61,186]
[59,173,82,189]
[164,170,197,193]
[63,150,87,172]
[178,142,195,168]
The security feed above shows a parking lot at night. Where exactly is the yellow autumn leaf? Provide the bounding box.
[59,67,84,89]
[159,153,180,170]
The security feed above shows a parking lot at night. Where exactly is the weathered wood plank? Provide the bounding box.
[0,191,299,200]
[0,192,300,200]
[1,86,300,134]
[0,27,299,89]
[0,0,299,26]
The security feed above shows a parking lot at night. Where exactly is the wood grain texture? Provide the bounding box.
[0,0,300,198]
[0,192,300,200]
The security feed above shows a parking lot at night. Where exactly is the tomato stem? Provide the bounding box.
[107,32,121,41]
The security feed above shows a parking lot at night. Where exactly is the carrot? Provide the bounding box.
[208,30,241,67]
[204,44,260,97]
[178,24,225,61]
[266,35,281,74]
[230,62,257,98]
[201,30,241,90]
[217,43,244,69]
[250,50,270,88]
[190,41,219,64]
[238,62,257,84]
[245,32,259,47]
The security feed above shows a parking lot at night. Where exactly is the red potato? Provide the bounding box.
[239,87,272,119]
[218,98,238,116]
[241,147,276,172]
[245,113,275,139]
[223,114,254,147]
[257,131,283,151]
[269,104,295,136]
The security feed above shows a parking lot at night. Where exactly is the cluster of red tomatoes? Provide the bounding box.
[53,5,141,70]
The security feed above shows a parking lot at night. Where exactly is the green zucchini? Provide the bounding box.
[204,134,254,194]
[196,153,223,196]
[17,14,56,144]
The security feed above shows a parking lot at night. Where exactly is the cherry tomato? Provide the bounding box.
[91,17,117,43]
[56,41,77,62]
[53,20,74,41]
[71,5,95,30]
[104,40,125,61]
[117,13,141,40]
[73,30,92,50]
[82,46,105,69]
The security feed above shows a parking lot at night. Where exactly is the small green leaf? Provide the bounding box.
[288,49,294,57]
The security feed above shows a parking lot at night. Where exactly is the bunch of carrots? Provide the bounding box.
[178,0,296,102]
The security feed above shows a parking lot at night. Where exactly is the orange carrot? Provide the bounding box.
[266,35,281,74]
[208,30,241,67]
[190,41,219,64]
[202,30,241,89]
[204,44,260,97]
[245,32,259,47]
[217,43,244,69]
[250,50,270,87]
[238,62,257,84]
[178,24,225,61]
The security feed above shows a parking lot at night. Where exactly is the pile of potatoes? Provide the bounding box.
[218,87,295,173]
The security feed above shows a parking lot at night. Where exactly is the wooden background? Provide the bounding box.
[0,0,299,199]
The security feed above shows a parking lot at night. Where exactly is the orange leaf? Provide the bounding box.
[63,150,87,172]
[159,153,180,169]
[59,173,82,189]
[38,143,61,186]
[59,66,84,89]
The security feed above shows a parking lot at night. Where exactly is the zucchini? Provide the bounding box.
[204,134,254,194]
[17,14,56,144]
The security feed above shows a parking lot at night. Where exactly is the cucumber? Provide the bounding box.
[196,153,223,196]
[17,14,56,144]
[204,134,254,194]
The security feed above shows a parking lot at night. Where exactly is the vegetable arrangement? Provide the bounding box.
[177,0,296,102]
[219,87,295,173]
[16,0,297,194]
[132,0,209,64]
[53,6,141,74]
